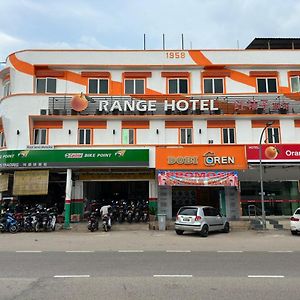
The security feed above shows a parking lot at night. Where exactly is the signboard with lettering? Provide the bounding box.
[157,170,238,187]
[246,144,300,163]
[156,145,247,170]
[0,149,149,169]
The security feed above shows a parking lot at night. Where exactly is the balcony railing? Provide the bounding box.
[46,95,300,116]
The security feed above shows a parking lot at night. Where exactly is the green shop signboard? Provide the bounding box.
[0,149,149,169]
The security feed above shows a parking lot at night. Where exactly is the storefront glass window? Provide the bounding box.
[240,181,300,216]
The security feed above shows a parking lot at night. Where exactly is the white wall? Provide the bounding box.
[236,119,252,144]
[1,95,48,149]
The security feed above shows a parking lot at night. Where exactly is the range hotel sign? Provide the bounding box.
[98,99,218,113]
[156,145,247,170]
[247,144,300,163]
[0,149,149,169]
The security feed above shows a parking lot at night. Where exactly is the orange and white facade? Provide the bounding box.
[0,47,300,220]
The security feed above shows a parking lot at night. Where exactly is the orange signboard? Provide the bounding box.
[156,145,247,170]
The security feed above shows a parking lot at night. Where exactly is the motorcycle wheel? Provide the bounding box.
[103,224,108,232]
[9,224,18,234]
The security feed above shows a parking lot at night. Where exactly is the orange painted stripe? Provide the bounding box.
[34,121,63,128]
[123,72,152,78]
[207,120,235,128]
[9,54,35,75]
[64,71,88,86]
[202,70,231,77]
[122,121,149,129]
[230,70,256,88]
[188,50,212,66]
[251,120,279,128]
[81,72,110,78]
[294,120,300,127]
[110,81,122,95]
[161,72,190,78]
[78,121,107,129]
[249,71,278,77]
[165,121,193,128]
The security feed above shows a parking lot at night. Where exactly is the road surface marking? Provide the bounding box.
[54,275,90,278]
[118,250,144,253]
[166,250,191,253]
[268,251,293,253]
[16,251,42,253]
[248,275,285,278]
[65,251,95,253]
[217,251,243,253]
[153,275,193,278]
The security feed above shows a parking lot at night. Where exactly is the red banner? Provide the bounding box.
[157,171,238,187]
[247,144,300,162]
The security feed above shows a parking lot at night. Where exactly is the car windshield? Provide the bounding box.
[295,209,300,215]
[178,208,198,216]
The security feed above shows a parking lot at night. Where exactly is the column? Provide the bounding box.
[149,179,158,215]
[64,169,72,229]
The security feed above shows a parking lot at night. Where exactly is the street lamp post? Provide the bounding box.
[259,121,274,229]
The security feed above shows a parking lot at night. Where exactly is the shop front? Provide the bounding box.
[0,148,151,226]
[240,144,300,216]
[156,145,248,220]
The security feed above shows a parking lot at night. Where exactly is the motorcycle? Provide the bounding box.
[87,208,99,232]
[0,211,19,233]
[102,214,111,232]
[126,202,134,223]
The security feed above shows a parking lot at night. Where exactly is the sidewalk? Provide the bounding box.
[0,227,298,252]
[58,218,291,232]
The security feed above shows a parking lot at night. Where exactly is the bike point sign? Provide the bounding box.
[0,149,149,169]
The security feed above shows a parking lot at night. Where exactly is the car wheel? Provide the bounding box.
[200,225,209,237]
[175,230,184,235]
[223,222,230,233]
[291,230,298,235]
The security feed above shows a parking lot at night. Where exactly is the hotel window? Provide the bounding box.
[222,128,235,144]
[122,128,135,144]
[36,78,57,93]
[124,79,145,94]
[257,78,277,93]
[168,79,188,94]
[88,78,109,94]
[3,81,10,97]
[204,78,224,94]
[290,76,300,93]
[78,129,91,145]
[33,129,47,144]
[180,128,192,144]
[0,131,6,147]
[267,127,280,143]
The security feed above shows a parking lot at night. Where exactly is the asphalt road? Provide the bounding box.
[0,251,299,300]
[0,229,299,299]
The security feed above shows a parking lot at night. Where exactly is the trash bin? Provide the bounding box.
[157,214,167,231]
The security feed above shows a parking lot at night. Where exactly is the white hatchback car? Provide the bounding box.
[174,206,230,237]
[290,208,300,235]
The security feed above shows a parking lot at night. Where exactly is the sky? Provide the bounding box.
[0,0,300,63]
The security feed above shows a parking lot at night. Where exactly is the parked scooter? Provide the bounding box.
[87,208,99,232]
[0,210,19,233]
[102,214,111,232]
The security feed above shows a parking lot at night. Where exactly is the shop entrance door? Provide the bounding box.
[172,186,223,217]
